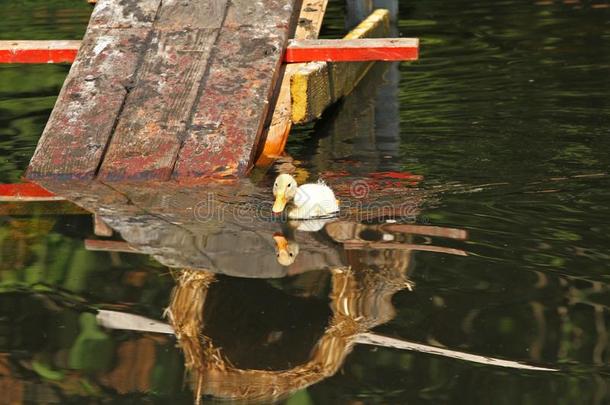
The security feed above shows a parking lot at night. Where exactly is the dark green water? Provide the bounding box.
[1,0,610,404]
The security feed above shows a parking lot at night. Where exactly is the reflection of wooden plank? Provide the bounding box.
[85,239,140,253]
[0,183,64,202]
[98,0,229,181]
[97,310,174,334]
[291,9,390,124]
[355,333,557,372]
[343,240,468,256]
[93,214,113,237]
[380,224,468,240]
[285,38,418,62]
[0,40,80,63]
[0,202,87,216]
[172,0,299,179]
[25,0,161,180]
[257,0,328,165]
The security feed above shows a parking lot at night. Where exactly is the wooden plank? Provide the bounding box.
[380,224,468,240]
[25,0,161,180]
[0,40,80,64]
[172,0,299,180]
[285,38,419,62]
[0,37,416,65]
[0,201,88,216]
[257,0,328,165]
[291,9,391,124]
[93,214,113,236]
[88,0,161,29]
[85,239,139,253]
[98,0,229,181]
[355,333,557,372]
[0,183,63,202]
[343,240,468,256]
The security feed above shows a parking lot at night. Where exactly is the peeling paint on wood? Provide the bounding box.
[172,0,299,179]
[26,0,300,183]
[26,29,151,180]
[25,0,160,180]
[98,0,229,181]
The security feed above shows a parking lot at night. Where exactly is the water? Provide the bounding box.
[1,0,610,403]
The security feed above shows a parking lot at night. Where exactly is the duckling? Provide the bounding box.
[272,174,339,219]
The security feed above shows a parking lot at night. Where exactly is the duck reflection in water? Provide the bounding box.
[272,216,335,266]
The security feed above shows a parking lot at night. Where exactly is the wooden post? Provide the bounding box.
[291,9,393,124]
[346,0,373,29]
[256,0,328,165]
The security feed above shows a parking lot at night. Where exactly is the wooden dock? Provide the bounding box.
[16,0,417,186]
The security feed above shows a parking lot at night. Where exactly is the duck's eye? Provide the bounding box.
[276,253,280,257]
[289,252,294,257]
[287,183,292,188]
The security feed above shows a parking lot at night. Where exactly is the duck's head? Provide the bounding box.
[273,233,300,266]
[272,174,298,214]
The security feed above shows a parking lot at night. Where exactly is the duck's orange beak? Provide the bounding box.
[273,234,288,250]
[272,192,287,213]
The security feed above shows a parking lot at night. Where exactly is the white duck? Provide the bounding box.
[272,174,339,219]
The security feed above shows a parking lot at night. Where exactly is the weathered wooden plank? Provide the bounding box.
[88,0,161,29]
[0,40,80,64]
[291,9,390,124]
[172,0,299,180]
[97,0,229,181]
[25,30,151,180]
[285,38,419,62]
[257,0,328,165]
[290,61,332,126]
[155,0,228,30]
[25,0,161,180]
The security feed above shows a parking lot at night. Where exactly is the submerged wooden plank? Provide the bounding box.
[98,0,228,181]
[0,40,80,64]
[291,9,390,124]
[285,38,419,62]
[257,0,328,165]
[172,0,299,179]
[25,0,161,180]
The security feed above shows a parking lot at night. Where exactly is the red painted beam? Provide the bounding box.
[0,40,80,64]
[0,182,64,202]
[1,38,419,64]
[284,38,419,62]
